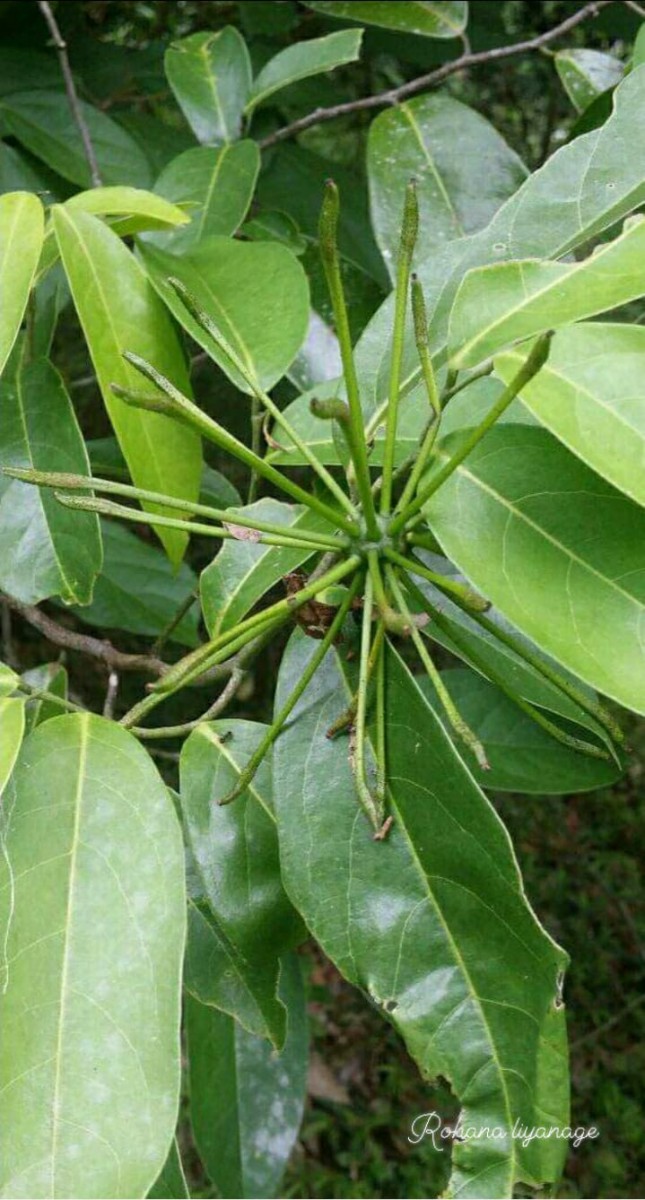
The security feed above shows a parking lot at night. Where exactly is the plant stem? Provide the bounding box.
[367,550,410,635]
[116,358,358,536]
[55,493,337,554]
[422,594,611,761]
[353,571,382,828]
[387,567,489,770]
[167,277,358,521]
[17,683,85,715]
[318,182,380,539]
[375,622,386,806]
[384,547,489,613]
[219,574,362,804]
[37,0,102,187]
[389,332,553,535]
[394,275,441,515]
[380,181,418,516]
[131,668,246,740]
[4,467,345,551]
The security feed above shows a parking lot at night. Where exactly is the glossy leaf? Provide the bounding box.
[303,1,468,38]
[273,632,569,1198]
[0,697,24,795]
[555,48,623,113]
[180,721,304,1047]
[0,358,102,604]
[354,65,645,417]
[69,521,199,648]
[424,426,645,715]
[449,215,645,369]
[246,30,362,114]
[0,662,19,697]
[0,91,152,189]
[165,29,252,145]
[147,1140,189,1200]
[494,323,645,509]
[142,237,309,393]
[63,186,189,230]
[0,192,44,377]
[422,669,622,793]
[144,142,259,253]
[368,94,526,279]
[186,952,308,1200]
[53,206,201,565]
[21,663,69,733]
[200,499,333,636]
[0,714,186,1198]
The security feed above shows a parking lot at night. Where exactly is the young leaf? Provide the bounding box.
[53,206,202,565]
[422,669,622,793]
[180,721,305,1048]
[368,95,527,279]
[246,30,363,114]
[273,632,569,1199]
[200,499,334,636]
[0,714,186,1198]
[165,29,252,145]
[303,1,468,38]
[449,215,645,369]
[68,521,199,648]
[0,662,18,697]
[0,91,152,189]
[0,696,24,795]
[494,323,645,508]
[186,952,308,1200]
[144,141,260,252]
[555,48,623,114]
[147,1139,189,1200]
[22,662,69,733]
[0,191,43,377]
[424,426,645,715]
[0,358,102,604]
[141,237,309,393]
[354,64,645,417]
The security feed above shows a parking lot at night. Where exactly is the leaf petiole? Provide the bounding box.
[380,180,418,516]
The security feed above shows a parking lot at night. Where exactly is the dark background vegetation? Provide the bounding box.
[1,2,643,1196]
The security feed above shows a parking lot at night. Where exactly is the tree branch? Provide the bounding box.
[3,593,167,676]
[259,0,613,149]
[37,0,103,187]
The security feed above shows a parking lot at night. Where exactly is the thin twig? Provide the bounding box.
[131,667,246,739]
[37,0,103,187]
[259,1,613,149]
[623,0,645,16]
[102,670,119,719]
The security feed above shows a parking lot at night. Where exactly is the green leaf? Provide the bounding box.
[68,521,199,648]
[273,632,569,1198]
[303,1,468,38]
[187,952,307,1200]
[494,323,645,509]
[0,697,24,795]
[424,425,645,715]
[165,29,252,145]
[200,499,333,636]
[0,358,102,604]
[354,65,645,417]
[422,669,622,793]
[141,237,309,393]
[21,663,69,733]
[635,23,645,68]
[0,662,19,697]
[0,713,186,1198]
[53,205,202,565]
[144,142,259,253]
[147,1139,189,1200]
[246,30,363,114]
[0,91,152,189]
[449,216,645,369]
[555,48,623,114]
[180,721,304,1047]
[242,209,307,255]
[0,144,61,201]
[0,192,44,378]
[368,94,526,280]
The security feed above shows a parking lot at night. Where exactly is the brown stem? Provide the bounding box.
[259,1,613,149]
[37,0,103,187]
